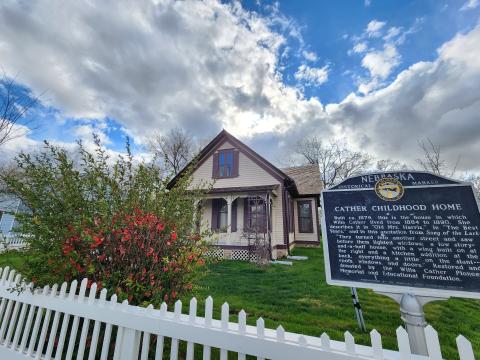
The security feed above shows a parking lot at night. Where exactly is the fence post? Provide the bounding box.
[117,327,141,360]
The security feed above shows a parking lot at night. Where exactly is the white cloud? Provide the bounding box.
[0,0,479,175]
[326,25,480,172]
[361,44,400,80]
[352,42,368,53]
[0,0,333,145]
[302,50,318,61]
[294,64,329,86]
[366,20,386,38]
[364,0,371,7]
[460,0,479,10]
[383,27,402,42]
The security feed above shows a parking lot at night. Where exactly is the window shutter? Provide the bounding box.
[232,150,239,177]
[243,198,249,230]
[231,199,237,232]
[212,153,219,178]
[211,199,219,230]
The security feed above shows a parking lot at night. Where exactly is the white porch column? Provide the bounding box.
[225,196,233,236]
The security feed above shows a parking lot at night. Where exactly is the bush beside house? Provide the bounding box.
[0,136,208,306]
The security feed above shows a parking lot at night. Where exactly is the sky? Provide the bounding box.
[0,0,479,173]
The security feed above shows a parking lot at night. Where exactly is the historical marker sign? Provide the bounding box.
[321,171,480,299]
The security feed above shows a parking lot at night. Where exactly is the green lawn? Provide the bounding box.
[0,247,478,359]
[187,247,480,359]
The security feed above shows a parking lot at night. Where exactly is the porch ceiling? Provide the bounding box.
[204,185,279,198]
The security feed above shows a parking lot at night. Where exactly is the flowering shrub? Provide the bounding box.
[60,210,206,305]
[1,135,208,306]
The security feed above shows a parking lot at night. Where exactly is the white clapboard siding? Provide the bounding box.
[0,267,475,360]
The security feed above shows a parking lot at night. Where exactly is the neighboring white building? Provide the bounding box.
[0,193,27,250]
[167,130,323,260]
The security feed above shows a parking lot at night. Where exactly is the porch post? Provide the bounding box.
[226,196,232,236]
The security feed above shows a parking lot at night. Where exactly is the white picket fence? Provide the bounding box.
[0,267,476,360]
[0,234,27,252]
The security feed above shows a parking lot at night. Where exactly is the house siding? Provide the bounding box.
[293,197,319,243]
[190,141,281,189]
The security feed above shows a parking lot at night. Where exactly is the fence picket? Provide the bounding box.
[140,305,154,360]
[99,294,117,360]
[88,288,107,360]
[19,301,36,353]
[65,278,88,360]
[113,300,130,360]
[236,310,247,360]
[202,297,213,360]
[11,297,28,349]
[370,329,383,360]
[5,276,22,345]
[256,317,265,360]
[154,302,167,360]
[76,282,98,360]
[345,331,355,354]
[396,326,411,360]
[424,325,442,360]
[0,267,10,330]
[320,333,330,350]
[45,282,68,360]
[35,283,59,359]
[55,280,78,360]
[169,300,182,360]
[27,285,49,356]
[0,270,17,340]
[220,302,230,360]
[186,298,197,360]
[456,335,475,360]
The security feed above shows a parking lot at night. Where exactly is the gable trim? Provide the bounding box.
[167,130,297,192]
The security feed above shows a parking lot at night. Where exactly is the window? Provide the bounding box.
[212,198,229,232]
[298,200,313,233]
[218,202,228,231]
[219,151,234,177]
[245,197,267,233]
[213,149,238,178]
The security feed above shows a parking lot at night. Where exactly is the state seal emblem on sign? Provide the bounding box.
[375,177,404,201]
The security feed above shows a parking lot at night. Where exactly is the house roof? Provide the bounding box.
[167,129,296,191]
[281,165,323,195]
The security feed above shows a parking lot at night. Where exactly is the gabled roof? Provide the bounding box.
[281,165,323,196]
[167,130,298,192]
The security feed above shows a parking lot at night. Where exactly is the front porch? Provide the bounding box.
[198,185,283,259]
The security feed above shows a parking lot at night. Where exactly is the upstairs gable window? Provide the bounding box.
[219,151,234,177]
[213,149,239,178]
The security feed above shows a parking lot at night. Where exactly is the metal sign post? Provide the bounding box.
[377,292,448,355]
[351,287,367,332]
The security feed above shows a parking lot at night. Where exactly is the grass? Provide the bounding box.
[0,247,478,359]
[188,246,480,359]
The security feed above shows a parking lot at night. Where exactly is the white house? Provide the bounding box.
[167,130,322,260]
[0,193,27,250]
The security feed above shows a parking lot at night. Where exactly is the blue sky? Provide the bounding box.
[241,0,480,102]
[0,0,480,171]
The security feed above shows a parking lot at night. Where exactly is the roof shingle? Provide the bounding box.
[281,164,323,195]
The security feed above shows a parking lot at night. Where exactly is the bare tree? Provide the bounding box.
[147,127,196,175]
[294,137,371,188]
[416,138,459,176]
[463,174,480,199]
[0,72,38,148]
[375,159,408,172]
